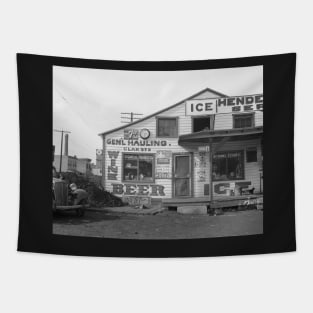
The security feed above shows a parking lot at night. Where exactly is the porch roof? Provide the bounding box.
[178,126,263,145]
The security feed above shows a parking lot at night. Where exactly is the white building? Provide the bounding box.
[99,88,263,206]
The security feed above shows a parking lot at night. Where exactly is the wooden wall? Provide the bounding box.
[102,89,263,199]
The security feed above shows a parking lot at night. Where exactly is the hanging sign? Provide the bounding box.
[156,150,171,164]
[186,99,217,116]
[198,146,210,152]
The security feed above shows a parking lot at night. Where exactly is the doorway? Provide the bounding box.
[173,154,192,197]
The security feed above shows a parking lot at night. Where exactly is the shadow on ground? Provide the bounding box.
[53,210,121,225]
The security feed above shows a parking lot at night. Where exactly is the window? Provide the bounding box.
[192,116,214,132]
[157,117,178,137]
[123,154,154,182]
[246,147,257,162]
[212,151,244,181]
[233,114,254,129]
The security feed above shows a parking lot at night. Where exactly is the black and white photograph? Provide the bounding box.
[52,65,263,239]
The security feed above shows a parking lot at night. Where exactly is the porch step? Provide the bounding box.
[162,195,263,210]
[163,197,211,207]
[177,205,207,215]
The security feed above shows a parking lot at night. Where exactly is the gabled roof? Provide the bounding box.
[98,87,227,137]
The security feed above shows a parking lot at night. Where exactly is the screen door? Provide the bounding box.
[174,154,191,197]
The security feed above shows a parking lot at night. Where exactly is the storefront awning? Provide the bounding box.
[178,126,263,145]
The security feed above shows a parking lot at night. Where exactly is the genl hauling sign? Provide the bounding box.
[186,94,263,116]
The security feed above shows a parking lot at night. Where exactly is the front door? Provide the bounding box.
[173,154,192,197]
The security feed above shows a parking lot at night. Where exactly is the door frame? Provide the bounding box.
[172,152,193,198]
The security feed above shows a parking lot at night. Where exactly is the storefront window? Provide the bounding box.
[123,154,154,182]
[212,151,244,181]
[157,117,178,137]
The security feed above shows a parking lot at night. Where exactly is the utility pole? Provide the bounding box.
[53,129,71,174]
[120,112,143,124]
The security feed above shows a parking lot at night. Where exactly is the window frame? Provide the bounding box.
[122,152,156,183]
[191,115,215,133]
[156,116,179,138]
[233,113,255,129]
[212,150,245,181]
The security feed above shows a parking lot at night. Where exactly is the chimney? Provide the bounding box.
[64,134,69,156]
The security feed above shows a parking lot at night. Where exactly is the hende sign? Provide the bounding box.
[186,94,263,116]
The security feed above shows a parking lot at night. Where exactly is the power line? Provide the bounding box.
[120,112,143,124]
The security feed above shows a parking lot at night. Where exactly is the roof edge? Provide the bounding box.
[178,126,263,141]
[98,87,228,137]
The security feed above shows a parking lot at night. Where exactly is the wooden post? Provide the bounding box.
[102,135,106,188]
[209,140,213,203]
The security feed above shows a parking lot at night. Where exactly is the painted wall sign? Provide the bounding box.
[124,129,139,139]
[107,138,168,147]
[196,169,206,182]
[194,152,207,182]
[204,181,252,195]
[107,151,119,180]
[155,172,171,179]
[112,183,165,196]
[157,158,170,165]
[156,150,171,164]
[124,129,151,140]
[194,152,207,168]
[186,94,263,116]
[217,95,263,114]
[156,166,172,179]
[156,150,172,179]
[106,138,168,152]
[123,195,151,206]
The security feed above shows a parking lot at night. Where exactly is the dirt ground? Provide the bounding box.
[53,209,263,239]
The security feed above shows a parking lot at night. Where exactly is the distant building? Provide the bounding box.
[53,155,92,176]
[76,158,92,176]
[53,155,77,172]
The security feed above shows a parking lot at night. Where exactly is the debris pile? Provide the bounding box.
[59,172,124,207]
[84,184,124,207]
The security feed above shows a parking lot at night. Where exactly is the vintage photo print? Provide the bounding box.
[52,65,263,239]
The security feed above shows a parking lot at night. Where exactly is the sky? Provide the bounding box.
[53,65,263,162]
